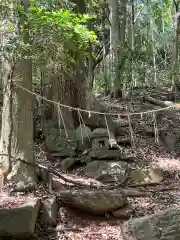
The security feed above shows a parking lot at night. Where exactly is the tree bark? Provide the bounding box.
[49,0,93,129]
[171,11,180,91]
[108,0,128,98]
[51,71,75,130]
[108,0,120,97]
[51,66,90,131]
[0,59,37,186]
[0,0,37,187]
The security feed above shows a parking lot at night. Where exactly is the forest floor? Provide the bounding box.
[1,87,180,240]
[54,88,180,240]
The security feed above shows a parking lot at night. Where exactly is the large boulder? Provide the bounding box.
[74,124,91,152]
[58,189,126,215]
[123,207,180,240]
[0,198,40,239]
[129,167,163,185]
[44,125,76,157]
[84,161,127,183]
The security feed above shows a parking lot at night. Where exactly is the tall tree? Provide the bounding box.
[0,0,37,188]
[108,0,128,98]
[171,0,180,91]
[49,0,96,129]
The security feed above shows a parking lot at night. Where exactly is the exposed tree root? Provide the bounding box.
[0,154,152,197]
[17,158,97,188]
[0,153,91,188]
[120,188,151,197]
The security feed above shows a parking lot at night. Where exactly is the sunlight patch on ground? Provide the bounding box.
[0,194,35,210]
[152,157,180,172]
[60,206,125,240]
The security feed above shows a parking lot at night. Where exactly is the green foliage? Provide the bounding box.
[5,1,96,65]
[1,0,178,90]
[27,3,96,65]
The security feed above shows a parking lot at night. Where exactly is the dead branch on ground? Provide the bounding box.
[143,95,175,108]
[0,153,152,197]
[128,182,161,188]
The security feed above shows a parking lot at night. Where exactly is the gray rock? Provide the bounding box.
[45,127,76,157]
[75,124,91,152]
[58,189,126,215]
[84,161,127,183]
[123,207,180,240]
[41,197,59,227]
[160,130,180,153]
[90,128,110,139]
[89,149,122,159]
[80,155,92,164]
[130,167,163,185]
[75,124,91,140]
[60,157,79,171]
[0,198,40,239]
[113,203,134,218]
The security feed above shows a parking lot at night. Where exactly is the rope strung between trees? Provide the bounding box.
[13,82,177,117]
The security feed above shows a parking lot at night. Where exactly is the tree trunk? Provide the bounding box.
[0,0,37,187]
[108,0,120,97]
[51,71,75,130]
[71,0,86,13]
[108,0,127,98]
[171,12,180,91]
[48,0,92,128]
[51,65,90,131]
[0,59,37,186]
[127,0,135,97]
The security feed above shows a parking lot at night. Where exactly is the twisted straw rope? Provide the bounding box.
[13,82,177,117]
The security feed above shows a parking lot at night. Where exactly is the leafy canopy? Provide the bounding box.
[20,2,96,59]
